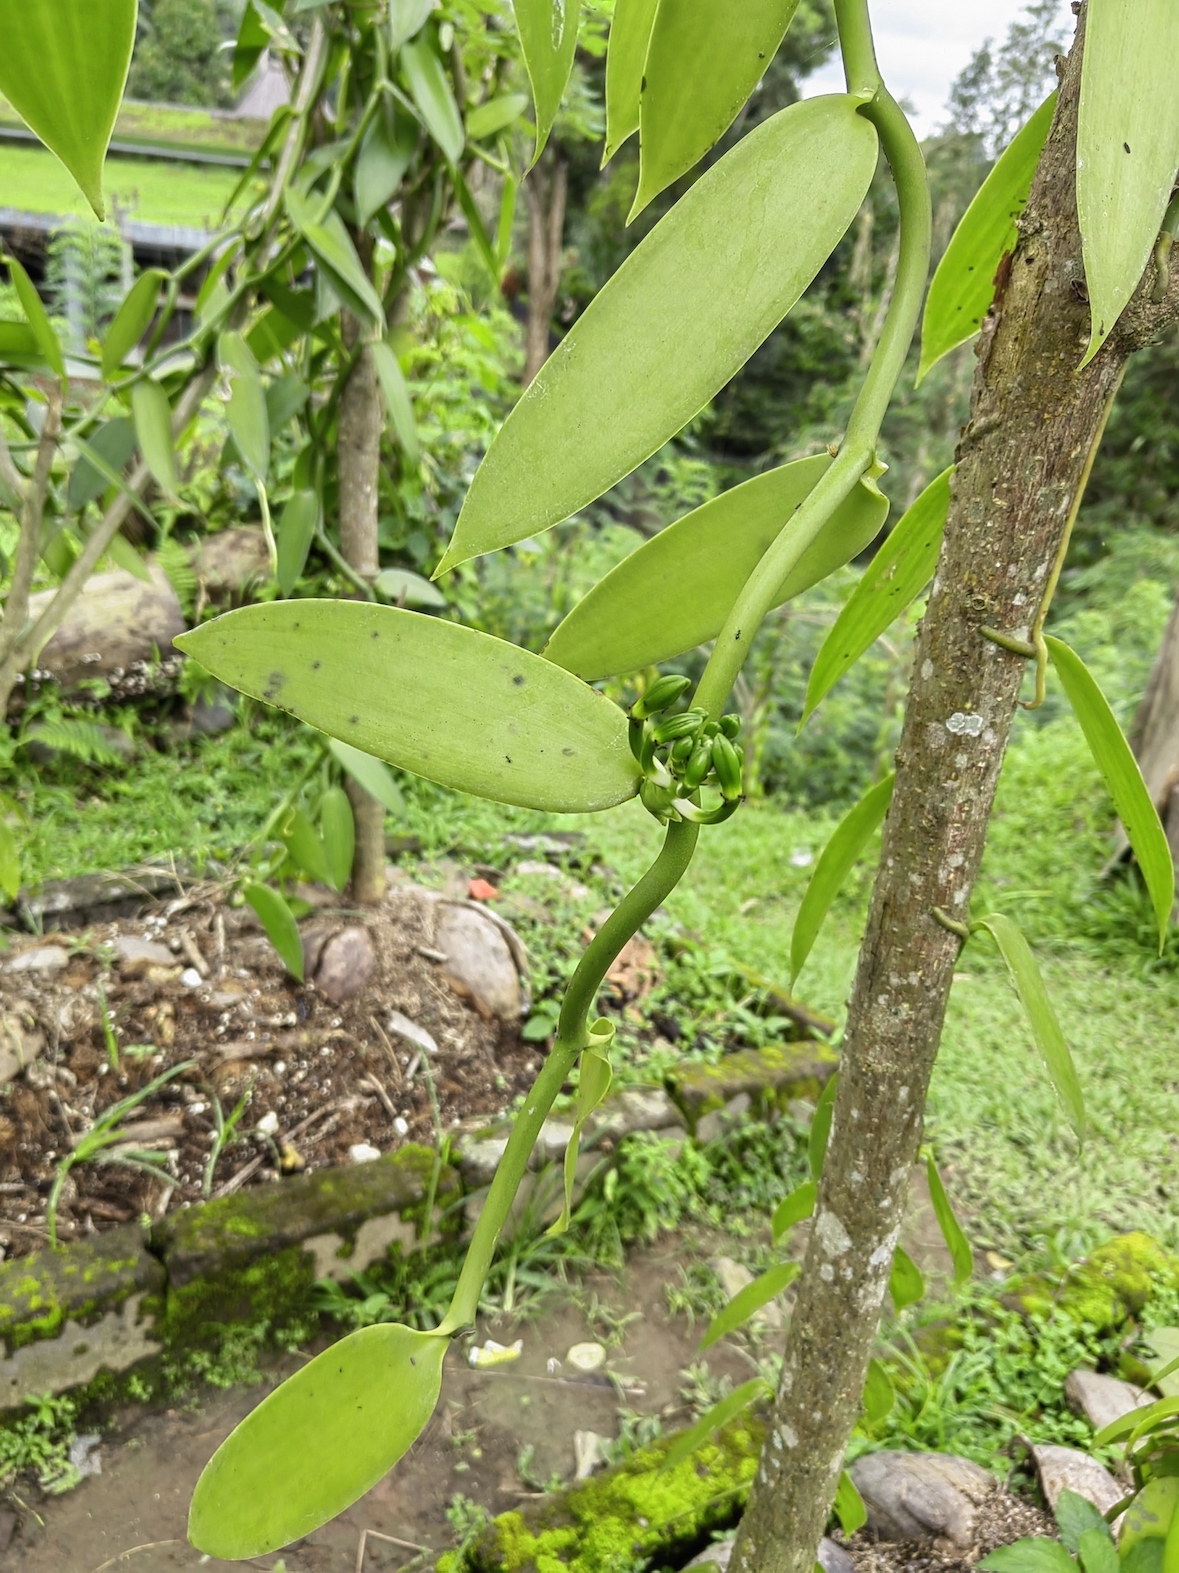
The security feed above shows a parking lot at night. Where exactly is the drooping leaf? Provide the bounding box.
[175,601,641,814]
[659,1379,770,1472]
[0,818,19,903]
[1056,1490,1114,1556]
[319,785,355,892]
[401,37,465,165]
[130,379,180,500]
[1045,635,1174,951]
[808,1072,839,1182]
[549,1017,615,1236]
[889,1245,925,1312]
[805,468,951,722]
[771,1178,816,1244]
[103,530,152,583]
[514,0,579,162]
[924,1151,973,1284]
[439,95,878,573]
[791,774,894,985]
[1077,0,1179,366]
[68,417,137,510]
[977,913,1085,1140]
[700,1262,800,1350]
[0,322,44,372]
[70,431,161,532]
[102,269,165,381]
[355,106,417,227]
[243,882,304,981]
[371,340,420,464]
[276,490,318,598]
[834,1469,868,1536]
[545,456,889,680]
[979,1541,1079,1573]
[328,738,407,818]
[634,0,801,216]
[861,1358,895,1426]
[280,808,330,886]
[374,567,445,608]
[390,0,435,51]
[0,0,136,220]
[6,255,64,380]
[1077,1528,1119,1573]
[265,372,309,434]
[189,1323,447,1558]
[285,189,386,326]
[218,331,270,483]
[455,171,500,286]
[603,0,659,163]
[466,93,529,142]
[1094,1393,1179,1448]
[919,96,1055,382]
[234,1,270,93]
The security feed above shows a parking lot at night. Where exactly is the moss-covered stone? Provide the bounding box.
[1007,1232,1179,1331]
[0,1224,162,1355]
[669,1042,839,1131]
[449,1415,765,1573]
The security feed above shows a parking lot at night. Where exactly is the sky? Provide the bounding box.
[804,0,1076,138]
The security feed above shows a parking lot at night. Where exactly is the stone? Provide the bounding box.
[710,1256,783,1332]
[696,1094,753,1146]
[387,1010,438,1056]
[310,926,377,1004]
[180,967,203,988]
[590,1087,686,1141]
[605,934,659,1001]
[566,1342,607,1374]
[190,526,271,599]
[113,934,174,972]
[21,562,184,695]
[515,861,565,879]
[574,1429,608,1481]
[1027,1444,1123,1516]
[17,866,183,929]
[686,1539,851,1573]
[0,1012,44,1085]
[5,944,69,974]
[435,902,521,1021]
[848,1450,995,1546]
[458,1136,510,1188]
[349,1143,381,1164]
[504,832,586,855]
[1065,1369,1152,1433]
[670,1041,840,1132]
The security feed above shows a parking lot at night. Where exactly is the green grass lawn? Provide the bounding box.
[0,144,247,228]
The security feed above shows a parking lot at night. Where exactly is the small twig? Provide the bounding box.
[361,1073,399,1122]
[357,1528,435,1573]
[214,912,227,974]
[180,930,210,978]
[89,1539,183,1572]
[370,1015,404,1086]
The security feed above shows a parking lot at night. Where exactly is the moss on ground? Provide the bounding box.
[1009,1232,1179,1331]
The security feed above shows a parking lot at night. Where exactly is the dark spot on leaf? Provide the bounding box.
[372,630,379,639]
[563,747,574,755]
[350,716,359,725]
[1124,142,1131,154]
[410,1357,416,1366]
[312,661,321,670]
[264,671,286,701]
[513,673,526,686]
[640,75,646,90]
[506,755,512,764]
[735,629,742,641]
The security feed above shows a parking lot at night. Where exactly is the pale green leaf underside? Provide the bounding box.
[219,331,270,483]
[8,256,65,381]
[700,1263,799,1350]
[978,912,1085,1140]
[0,0,136,219]
[285,189,386,326]
[514,0,579,162]
[1045,634,1174,949]
[804,466,951,722]
[189,1323,447,1558]
[919,94,1055,382]
[1077,0,1179,366]
[329,737,407,817]
[924,1152,973,1284]
[889,1244,924,1311]
[603,0,658,163]
[175,601,641,814]
[545,455,889,681]
[790,772,893,985]
[130,379,179,499]
[834,1471,867,1536]
[439,95,878,573]
[633,0,800,217]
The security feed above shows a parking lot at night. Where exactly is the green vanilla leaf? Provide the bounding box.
[791,773,894,985]
[808,1072,839,1182]
[104,529,151,584]
[243,882,304,981]
[319,785,355,893]
[603,0,658,164]
[771,1178,816,1244]
[7,255,64,381]
[805,467,951,722]
[977,913,1085,1140]
[130,378,180,500]
[68,417,136,510]
[0,0,136,221]
[0,817,19,903]
[919,95,1055,382]
[700,1263,800,1351]
[329,738,406,818]
[924,1150,973,1284]
[546,456,889,680]
[862,1358,895,1426]
[515,0,579,163]
[0,322,44,372]
[401,37,465,165]
[889,1245,925,1312]
[189,1323,447,1558]
[389,0,435,51]
[374,567,445,609]
[218,331,270,483]
[371,340,420,464]
[1143,1328,1179,1399]
[355,106,416,227]
[1077,0,1179,367]
[280,807,330,886]
[285,189,386,326]
[1045,635,1175,951]
[455,171,500,287]
[1056,1491,1114,1555]
[266,373,308,434]
[979,1542,1079,1573]
[102,269,165,382]
[440,95,878,573]
[834,1470,867,1537]
[633,0,801,217]
[1093,1393,1179,1448]
[234,1,270,93]
[466,93,529,143]
[175,601,641,814]
[71,431,161,532]
[276,490,319,597]
[659,1379,769,1472]
[1077,1528,1119,1573]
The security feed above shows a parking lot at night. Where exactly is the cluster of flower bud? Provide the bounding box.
[628,675,744,826]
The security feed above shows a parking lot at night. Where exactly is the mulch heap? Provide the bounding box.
[0,869,551,1260]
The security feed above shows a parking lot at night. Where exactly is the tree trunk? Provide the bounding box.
[1125,597,1179,874]
[337,294,386,904]
[524,151,568,385]
[731,13,1179,1573]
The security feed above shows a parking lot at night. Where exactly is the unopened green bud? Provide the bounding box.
[652,707,707,744]
[631,674,691,720]
[711,733,743,800]
[671,736,695,767]
[682,738,714,791]
[720,714,741,740]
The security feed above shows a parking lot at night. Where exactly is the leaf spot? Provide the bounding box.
[513,673,526,686]
[350,715,359,725]
[1124,142,1131,154]
[264,671,286,701]
[312,661,321,670]
[505,755,512,764]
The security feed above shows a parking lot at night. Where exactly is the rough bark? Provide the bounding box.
[731,14,1179,1573]
[524,151,568,385]
[1124,597,1179,873]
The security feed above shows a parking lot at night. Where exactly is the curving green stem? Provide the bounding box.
[439,819,698,1335]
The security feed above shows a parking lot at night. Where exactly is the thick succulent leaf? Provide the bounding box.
[371,340,420,464]
[102,269,165,381]
[402,37,465,164]
[634,0,801,216]
[700,1263,800,1350]
[977,913,1085,1140]
[1077,0,1179,366]
[804,467,951,722]
[514,0,580,162]
[243,882,304,981]
[375,567,445,608]
[771,1179,816,1244]
[175,601,641,814]
[919,95,1055,382]
[545,456,889,680]
[218,332,270,483]
[329,738,406,817]
[439,95,878,573]
[834,1471,867,1537]
[0,0,136,220]
[189,1323,447,1558]
[659,1379,769,1472]
[276,490,318,597]
[285,189,386,326]
[355,107,416,227]
[319,785,355,893]
[924,1151,972,1284]
[807,1072,839,1181]
[790,773,894,985]
[7,256,64,381]
[68,417,137,510]
[889,1245,925,1311]
[280,808,330,886]
[390,0,435,51]
[1046,635,1175,951]
[130,379,180,500]
[0,818,19,903]
[603,0,659,163]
